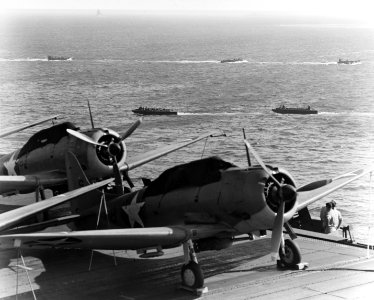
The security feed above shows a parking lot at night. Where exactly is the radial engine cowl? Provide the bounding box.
[95,129,127,166]
[264,168,297,214]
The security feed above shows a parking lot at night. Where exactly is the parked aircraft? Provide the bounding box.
[0,111,221,197]
[1,139,372,291]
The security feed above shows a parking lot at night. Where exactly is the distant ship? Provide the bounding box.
[337,58,360,65]
[272,105,318,115]
[47,56,72,61]
[220,58,244,63]
[132,107,177,116]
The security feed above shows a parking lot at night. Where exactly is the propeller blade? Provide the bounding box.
[242,129,251,167]
[120,117,143,141]
[67,129,108,148]
[243,139,281,187]
[111,156,124,195]
[243,139,296,261]
[270,199,285,260]
[296,179,332,192]
[123,172,135,189]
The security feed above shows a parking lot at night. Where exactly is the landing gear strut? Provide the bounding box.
[180,240,208,295]
[35,184,48,222]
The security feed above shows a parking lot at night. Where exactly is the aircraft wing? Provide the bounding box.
[121,131,223,172]
[0,178,113,232]
[0,224,233,249]
[0,115,59,138]
[0,174,66,195]
[296,166,374,211]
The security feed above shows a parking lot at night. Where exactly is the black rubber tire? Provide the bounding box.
[181,261,204,289]
[279,239,302,267]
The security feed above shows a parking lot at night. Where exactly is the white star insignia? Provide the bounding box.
[122,192,145,228]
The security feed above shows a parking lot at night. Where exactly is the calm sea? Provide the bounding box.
[0,11,374,242]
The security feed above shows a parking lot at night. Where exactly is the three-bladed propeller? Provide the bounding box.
[67,118,143,192]
[243,139,297,260]
[67,117,143,148]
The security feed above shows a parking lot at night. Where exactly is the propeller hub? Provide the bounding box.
[271,184,297,205]
[96,133,125,166]
[265,175,297,213]
[281,184,297,204]
[108,142,122,157]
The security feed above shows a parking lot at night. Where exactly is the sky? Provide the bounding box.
[1,0,374,23]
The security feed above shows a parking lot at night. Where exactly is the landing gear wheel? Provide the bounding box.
[279,239,301,267]
[181,261,204,289]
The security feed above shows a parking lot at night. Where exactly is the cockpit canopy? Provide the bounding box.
[19,122,77,156]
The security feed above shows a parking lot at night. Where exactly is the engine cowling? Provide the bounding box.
[264,167,297,214]
[232,166,298,234]
[69,128,127,181]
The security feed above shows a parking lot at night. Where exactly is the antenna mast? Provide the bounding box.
[87,100,95,129]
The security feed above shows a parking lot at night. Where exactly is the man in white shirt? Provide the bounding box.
[330,200,343,231]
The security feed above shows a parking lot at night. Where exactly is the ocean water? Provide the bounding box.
[0,12,374,242]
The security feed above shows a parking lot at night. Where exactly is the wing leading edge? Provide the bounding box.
[0,224,233,250]
[0,178,113,232]
[297,166,374,211]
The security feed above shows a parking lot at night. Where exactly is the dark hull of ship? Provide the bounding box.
[337,60,360,65]
[132,109,177,115]
[47,56,71,61]
[272,108,318,115]
[220,58,243,63]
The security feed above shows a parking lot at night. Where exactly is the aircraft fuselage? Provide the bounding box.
[74,158,298,247]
